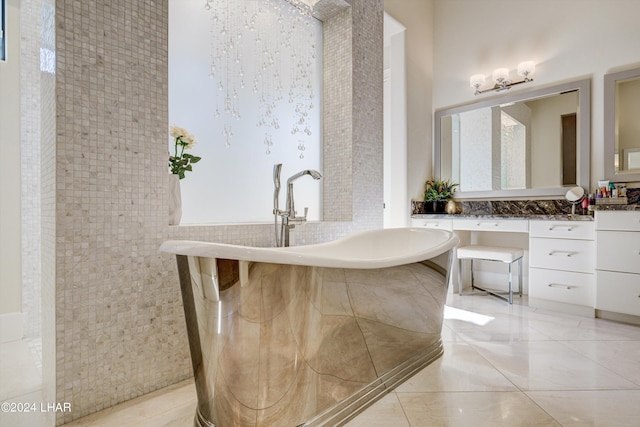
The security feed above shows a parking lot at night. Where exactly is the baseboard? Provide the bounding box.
[596,309,640,326]
[528,298,595,318]
[0,312,23,343]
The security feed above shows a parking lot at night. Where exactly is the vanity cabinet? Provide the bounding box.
[453,219,528,233]
[595,211,640,317]
[411,218,453,231]
[529,220,595,314]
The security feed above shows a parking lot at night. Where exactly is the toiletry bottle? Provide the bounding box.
[609,182,615,198]
[581,197,588,215]
[588,193,595,216]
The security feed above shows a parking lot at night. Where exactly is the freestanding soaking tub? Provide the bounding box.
[160,227,458,427]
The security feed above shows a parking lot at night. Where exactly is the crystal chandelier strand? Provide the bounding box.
[206,0,318,155]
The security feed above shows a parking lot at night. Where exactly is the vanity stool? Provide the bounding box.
[457,245,524,304]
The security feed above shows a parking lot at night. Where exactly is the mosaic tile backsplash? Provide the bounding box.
[53,0,382,423]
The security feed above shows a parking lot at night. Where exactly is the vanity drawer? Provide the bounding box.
[529,237,595,273]
[411,218,453,231]
[596,270,640,316]
[596,231,640,274]
[452,219,528,233]
[530,267,594,306]
[595,211,640,231]
[529,220,594,240]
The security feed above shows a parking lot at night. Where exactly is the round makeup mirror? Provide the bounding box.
[565,186,585,216]
[565,186,585,202]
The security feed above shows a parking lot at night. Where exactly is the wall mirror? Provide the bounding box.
[435,79,591,199]
[604,66,640,183]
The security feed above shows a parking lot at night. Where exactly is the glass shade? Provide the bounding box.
[470,74,486,88]
[517,61,535,77]
[492,68,510,84]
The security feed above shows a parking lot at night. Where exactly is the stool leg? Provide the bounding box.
[508,261,513,304]
[458,258,463,296]
[518,258,523,297]
[470,259,475,289]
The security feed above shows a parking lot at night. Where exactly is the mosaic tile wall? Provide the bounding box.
[53,0,382,423]
[40,0,58,423]
[20,2,56,426]
[323,7,353,222]
[54,0,191,423]
[349,0,384,230]
[20,0,43,351]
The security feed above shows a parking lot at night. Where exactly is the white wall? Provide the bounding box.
[169,0,322,224]
[384,0,434,201]
[383,12,407,227]
[0,0,22,321]
[433,0,640,191]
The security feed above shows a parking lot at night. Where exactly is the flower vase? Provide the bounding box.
[169,174,182,225]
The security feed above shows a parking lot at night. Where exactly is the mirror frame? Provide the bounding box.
[434,79,591,199]
[604,66,640,183]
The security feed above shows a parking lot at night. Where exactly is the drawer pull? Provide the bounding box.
[548,250,574,257]
[548,283,573,290]
[424,222,440,227]
[548,225,573,231]
[477,222,499,227]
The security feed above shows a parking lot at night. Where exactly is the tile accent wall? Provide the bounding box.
[21,0,43,355]
[54,1,191,423]
[21,1,57,426]
[323,7,353,222]
[52,0,382,423]
[41,0,57,424]
[350,0,384,230]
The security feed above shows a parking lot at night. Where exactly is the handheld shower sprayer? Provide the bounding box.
[273,164,283,247]
[273,163,282,214]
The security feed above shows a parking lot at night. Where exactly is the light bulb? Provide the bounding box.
[492,68,510,84]
[517,61,535,80]
[469,74,486,89]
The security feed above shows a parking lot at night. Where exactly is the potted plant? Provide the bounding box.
[424,179,458,213]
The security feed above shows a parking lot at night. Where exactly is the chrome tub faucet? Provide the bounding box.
[273,164,322,247]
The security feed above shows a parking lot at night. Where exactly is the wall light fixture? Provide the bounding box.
[470,61,535,95]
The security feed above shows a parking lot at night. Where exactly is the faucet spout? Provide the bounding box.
[286,169,322,184]
[286,170,322,216]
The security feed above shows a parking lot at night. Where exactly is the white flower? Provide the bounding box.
[182,132,197,149]
[169,125,188,139]
[170,125,197,149]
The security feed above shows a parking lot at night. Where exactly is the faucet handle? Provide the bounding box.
[290,207,309,224]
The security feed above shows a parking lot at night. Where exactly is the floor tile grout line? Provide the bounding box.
[392,391,413,427]
[519,390,564,426]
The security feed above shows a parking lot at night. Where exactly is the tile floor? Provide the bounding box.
[3,294,640,426]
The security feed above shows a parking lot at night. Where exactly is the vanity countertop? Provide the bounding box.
[411,192,639,219]
[411,214,594,221]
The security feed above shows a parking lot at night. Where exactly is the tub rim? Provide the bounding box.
[160,227,458,269]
